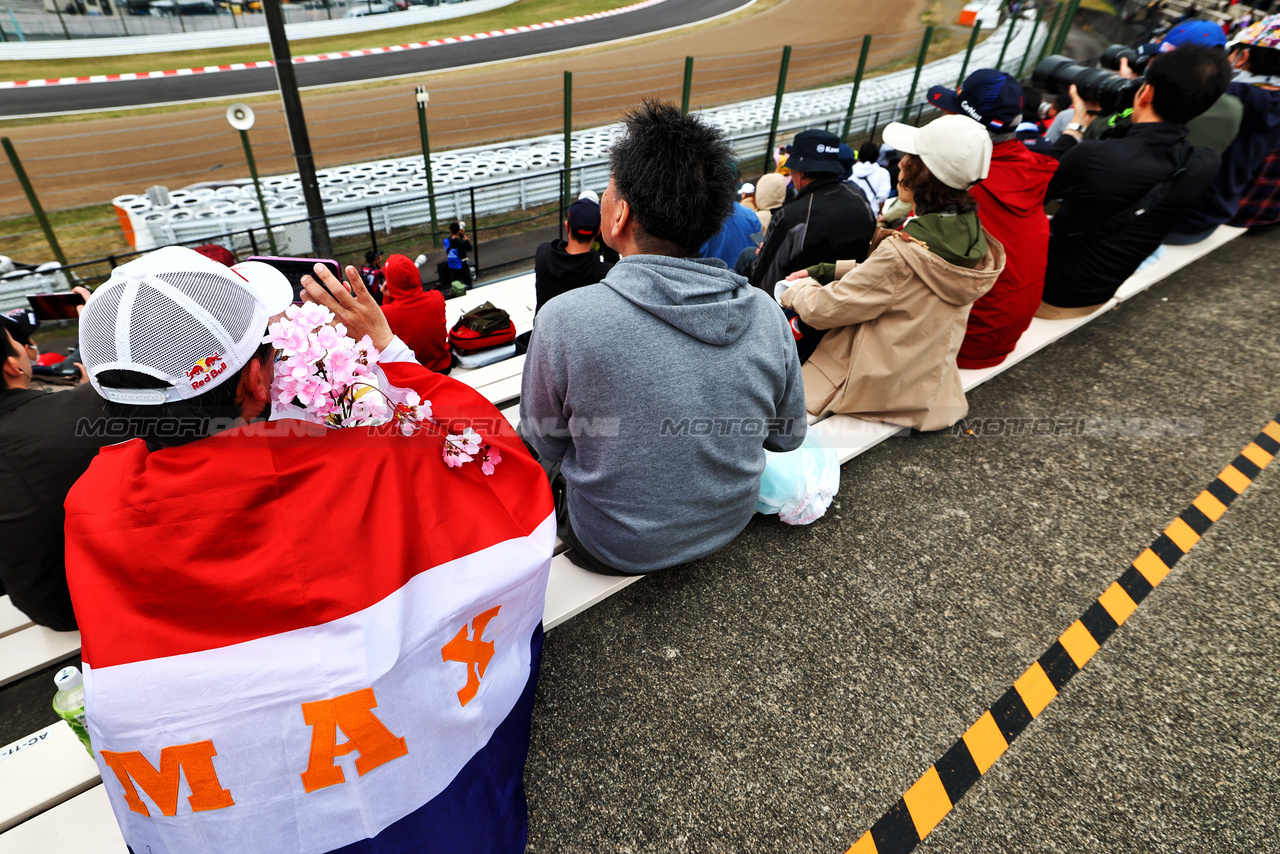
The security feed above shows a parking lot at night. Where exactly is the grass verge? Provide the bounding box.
[0,0,630,81]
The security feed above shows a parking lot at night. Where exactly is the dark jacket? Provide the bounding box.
[534,239,613,313]
[1171,80,1280,237]
[0,383,117,631]
[748,174,876,292]
[1042,122,1220,308]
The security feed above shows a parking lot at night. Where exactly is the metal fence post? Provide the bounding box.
[763,45,791,174]
[237,127,277,255]
[118,5,129,36]
[1054,0,1080,55]
[469,187,478,278]
[681,56,694,115]
[176,2,186,33]
[563,71,573,209]
[365,206,377,255]
[957,19,982,86]
[997,13,1017,71]
[0,21,7,42]
[8,10,24,41]
[1018,4,1044,78]
[841,35,871,140]
[2,138,68,268]
[1039,3,1063,64]
[415,86,440,247]
[902,26,933,123]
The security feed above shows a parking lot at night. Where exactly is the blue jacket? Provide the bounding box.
[700,202,762,267]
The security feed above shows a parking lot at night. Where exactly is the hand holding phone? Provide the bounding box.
[27,291,86,321]
[246,256,342,301]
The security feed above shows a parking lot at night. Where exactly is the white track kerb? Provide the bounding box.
[110,16,1043,255]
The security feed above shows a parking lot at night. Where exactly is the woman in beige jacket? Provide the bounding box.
[778,115,1006,431]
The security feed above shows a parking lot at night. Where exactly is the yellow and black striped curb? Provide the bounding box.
[845,418,1280,854]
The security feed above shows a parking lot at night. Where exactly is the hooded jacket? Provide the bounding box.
[782,221,1006,431]
[850,161,892,210]
[381,253,450,373]
[958,139,1058,369]
[754,173,789,233]
[520,255,806,572]
[749,173,876,292]
[1173,80,1280,236]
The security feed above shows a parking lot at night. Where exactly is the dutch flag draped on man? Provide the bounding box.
[64,356,556,854]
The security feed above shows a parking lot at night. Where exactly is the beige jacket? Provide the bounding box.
[781,227,1006,431]
[753,172,788,234]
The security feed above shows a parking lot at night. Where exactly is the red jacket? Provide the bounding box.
[958,140,1058,369]
[381,253,451,373]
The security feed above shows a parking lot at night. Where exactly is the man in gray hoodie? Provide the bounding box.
[520,100,807,575]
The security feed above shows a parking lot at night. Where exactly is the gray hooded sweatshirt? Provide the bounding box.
[520,254,806,572]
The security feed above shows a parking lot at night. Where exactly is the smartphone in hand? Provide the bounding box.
[27,292,86,321]
[246,256,342,301]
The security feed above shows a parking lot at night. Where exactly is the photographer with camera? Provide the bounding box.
[1032,44,1232,317]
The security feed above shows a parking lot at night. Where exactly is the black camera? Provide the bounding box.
[1032,54,1144,115]
[1099,43,1152,74]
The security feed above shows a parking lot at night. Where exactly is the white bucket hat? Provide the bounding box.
[80,245,292,405]
[882,114,993,190]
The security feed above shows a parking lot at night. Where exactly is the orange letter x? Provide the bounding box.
[441,605,501,706]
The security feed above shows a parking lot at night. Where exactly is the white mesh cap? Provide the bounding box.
[81,246,292,406]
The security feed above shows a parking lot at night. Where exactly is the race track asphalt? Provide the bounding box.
[0,0,749,117]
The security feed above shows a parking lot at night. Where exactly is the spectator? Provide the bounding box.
[749,129,876,292]
[928,69,1059,369]
[739,181,758,211]
[1038,44,1231,317]
[1043,93,1075,142]
[701,199,765,267]
[381,252,450,373]
[534,198,614,313]
[777,115,1005,431]
[67,246,553,853]
[1168,14,1280,241]
[438,221,473,290]
[753,172,788,233]
[850,141,893,211]
[521,100,806,575]
[192,244,236,266]
[0,302,109,631]
[360,249,385,304]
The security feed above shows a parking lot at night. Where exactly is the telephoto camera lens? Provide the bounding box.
[1099,43,1151,74]
[1031,54,1144,115]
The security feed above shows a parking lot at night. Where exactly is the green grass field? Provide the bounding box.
[0,0,629,81]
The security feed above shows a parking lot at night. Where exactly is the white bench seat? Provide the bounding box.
[0,627,81,689]
[0,721,101,833]
[0,785,125,853]
[0,597,34,640]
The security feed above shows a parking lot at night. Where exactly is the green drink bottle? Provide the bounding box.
[52,666,93,755]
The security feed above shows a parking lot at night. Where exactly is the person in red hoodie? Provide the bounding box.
[927,70,1059,368]
[381,253,451,373]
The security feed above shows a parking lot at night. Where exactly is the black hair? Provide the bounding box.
[1243,44,1280,77]
[449,222,463,235]
[1146,44,1233,124]
[1021,86,1044,122]
[858,141,881,162]
[364,249,381,266]
[2,328,19,390]
[607,99,736,255]
[95,342,272,448]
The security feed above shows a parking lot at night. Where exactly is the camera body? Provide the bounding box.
[1032,54,1144,116]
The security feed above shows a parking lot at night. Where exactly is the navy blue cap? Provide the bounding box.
[785,129,844,174]
[927,68,1025,132]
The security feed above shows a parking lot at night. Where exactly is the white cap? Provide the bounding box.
[882,114,992,190]
[577,189,600,204]
[80,246,292,406]
[739,182,756,195]
[54,665,82,692]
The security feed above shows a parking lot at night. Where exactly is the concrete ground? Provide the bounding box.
[522,226,1280,853]
[2,230,1276,850]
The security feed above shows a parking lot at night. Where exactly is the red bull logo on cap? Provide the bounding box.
[186,351,228,390]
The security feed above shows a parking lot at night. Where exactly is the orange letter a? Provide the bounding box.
[100,741,235,817]
[299,687,408,793]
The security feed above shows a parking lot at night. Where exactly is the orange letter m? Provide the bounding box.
[100,741,235,817]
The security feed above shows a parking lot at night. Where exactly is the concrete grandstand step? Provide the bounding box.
[0,627,81,689]
[0,785,125,853]
[0,597,34,640]
[0,721,101,833]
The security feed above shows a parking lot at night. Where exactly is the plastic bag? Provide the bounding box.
[756,429,840,525]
